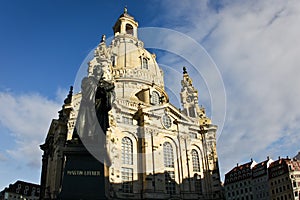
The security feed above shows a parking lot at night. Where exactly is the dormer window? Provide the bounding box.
[143,58,148,69]
[151,91,159,105]
[140,54,149,69]
[126,24,133,35]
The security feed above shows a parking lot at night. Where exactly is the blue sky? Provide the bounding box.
[1,0,300,190]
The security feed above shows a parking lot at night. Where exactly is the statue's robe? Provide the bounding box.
[75,74,115,141]
[76,76,100,140]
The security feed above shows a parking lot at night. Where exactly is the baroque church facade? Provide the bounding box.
[40,9,223,200]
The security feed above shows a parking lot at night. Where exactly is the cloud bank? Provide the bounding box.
[0,92,61,168]
[157,0,300,177]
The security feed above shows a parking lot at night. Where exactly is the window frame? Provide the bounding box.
[121,167,133,193]
[142,57,148,69]
[163,142,174,168]
[125,23,133,35]
[122,137,133,165]
[191,149,201,172]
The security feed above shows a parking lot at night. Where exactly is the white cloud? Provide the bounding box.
[158,0,300,178]
[0,152,7,161]
[0,92,61,168]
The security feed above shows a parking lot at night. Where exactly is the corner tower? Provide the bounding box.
[180,67,211,125]
[180,67,202,118]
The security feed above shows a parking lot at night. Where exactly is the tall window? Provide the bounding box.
[192,150,200,172]
[165,171,176,194]
[122,137,133,165]
[121,167,133,193]
[163,142,174,168]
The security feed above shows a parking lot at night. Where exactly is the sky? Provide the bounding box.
[0,0,300,190]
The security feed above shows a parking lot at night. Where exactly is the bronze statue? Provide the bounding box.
[75,65,115,142]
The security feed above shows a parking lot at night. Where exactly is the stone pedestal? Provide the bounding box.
[58,143,107,200]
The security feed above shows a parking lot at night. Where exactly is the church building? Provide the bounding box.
[40,8,223,200]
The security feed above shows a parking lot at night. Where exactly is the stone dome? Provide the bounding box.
[109,35,164,88]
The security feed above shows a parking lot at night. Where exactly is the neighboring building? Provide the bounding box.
[0,180,40,200]
[268,157,300,200]
[40,8,223,200]
[224,157,300,200]
[224,159,256,200]
[252,157,273,200]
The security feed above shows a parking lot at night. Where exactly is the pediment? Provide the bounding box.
[143,103,193,124]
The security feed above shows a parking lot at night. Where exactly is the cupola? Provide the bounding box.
[113,7,138,38]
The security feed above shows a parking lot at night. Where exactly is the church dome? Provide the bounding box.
[88,8,167,105]
[109,8,165,88]
[110,36,164,87]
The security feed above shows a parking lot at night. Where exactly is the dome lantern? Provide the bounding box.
[113,7,138,38]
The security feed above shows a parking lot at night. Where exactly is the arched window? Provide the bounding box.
[122,137,133,165]
[163,142,174,168]
[142,58,148,69]
[192,150,200,172]
[126,23,133,35]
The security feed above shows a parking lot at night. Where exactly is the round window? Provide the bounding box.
[162,115,172,129]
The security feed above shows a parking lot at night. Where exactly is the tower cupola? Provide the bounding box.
[113,7,138,38]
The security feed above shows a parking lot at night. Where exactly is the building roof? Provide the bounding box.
[252,158,273,178]
[252,160,266,168]
[225,160,256,184]
[268,158,289,168]
[268,158,290,179]
[1,180,40,197]
[226,160,255,174]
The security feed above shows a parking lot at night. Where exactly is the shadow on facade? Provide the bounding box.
[107,171,219,200]
[40,139,223,200]
[39,87,224,200]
